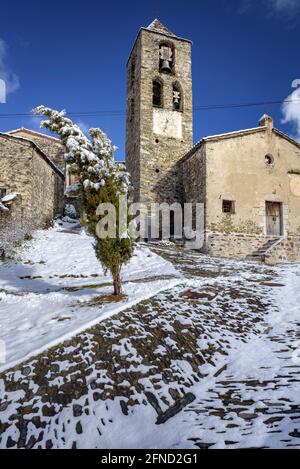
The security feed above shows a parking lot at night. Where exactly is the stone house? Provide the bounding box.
[181,115,300,263]
[126,19,300,263]
[0,129,65,252]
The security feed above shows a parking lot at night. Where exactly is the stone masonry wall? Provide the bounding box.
[205,233,269,259]
[9,130,65,171]
[30,146,64,225]
[126,35,142,203]
[181,144,206,205]
[265,237,300,264]
[0,135,64,232]
[0,137,33,219]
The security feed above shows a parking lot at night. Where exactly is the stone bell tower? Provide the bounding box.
[126,19,193,205]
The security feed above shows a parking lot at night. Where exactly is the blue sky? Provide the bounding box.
[0,0,299,160]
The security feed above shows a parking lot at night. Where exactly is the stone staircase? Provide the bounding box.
[247,238,281,262]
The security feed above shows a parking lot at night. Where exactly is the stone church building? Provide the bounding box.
[126,19,300,263]
[1,19,299,264]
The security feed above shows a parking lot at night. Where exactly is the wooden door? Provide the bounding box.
[266,202,282,236]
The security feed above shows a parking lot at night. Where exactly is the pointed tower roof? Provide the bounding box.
[127,19,191,66]
[147,19,176,37]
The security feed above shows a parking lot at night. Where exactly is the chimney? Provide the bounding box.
[259,114,274,129]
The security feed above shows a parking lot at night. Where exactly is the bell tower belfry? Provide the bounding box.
[126,19,193,204]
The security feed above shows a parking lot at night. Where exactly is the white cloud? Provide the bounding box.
[0,38,20,96]
[268,0,299,13]
[29,115,43,130]
[239,0,300,18]
[75,120,91,136]
[282,85,300,141]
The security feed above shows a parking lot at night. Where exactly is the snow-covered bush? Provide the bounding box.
[33,106,134,295]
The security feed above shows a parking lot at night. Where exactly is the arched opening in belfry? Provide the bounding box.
[159,42,174,74]
[173,82,183,111]
[152,78,163,107]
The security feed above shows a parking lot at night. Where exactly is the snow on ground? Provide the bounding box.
[0,243,299,449]
[0,226,180,372]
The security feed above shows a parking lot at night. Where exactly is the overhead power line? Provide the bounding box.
[0,98,299,119]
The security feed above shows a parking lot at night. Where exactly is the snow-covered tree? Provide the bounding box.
[34,106,134,296]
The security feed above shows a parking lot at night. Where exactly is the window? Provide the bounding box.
[222,200,235,214]
[153,79,163,107]
[159,42,174,74]
[265,154,274,166]
[0,188,7,199]
[173,82,183,111]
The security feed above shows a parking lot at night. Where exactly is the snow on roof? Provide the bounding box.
[8,127,63,144]
[0,201,9,212]
[147,19,176,37]
[1,192,20,203]
[182,124,300,163]
[202,126,266,141]
[259,114,272,121]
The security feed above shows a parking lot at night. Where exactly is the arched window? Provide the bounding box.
[173,82,183,111]
[159,42,174,74]
[153,79,163,107]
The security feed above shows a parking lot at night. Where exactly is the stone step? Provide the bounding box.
[248,238,281,261]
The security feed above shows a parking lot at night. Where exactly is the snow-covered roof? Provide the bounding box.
[8,127,63,144]
[181,125,300,162]
[202,126,266,142]
[147,19,176,37]
[0,201,9,212]
[259,114,273,122]
[1,192,20,203]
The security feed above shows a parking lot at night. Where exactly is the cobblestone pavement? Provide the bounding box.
[0,245,299,448]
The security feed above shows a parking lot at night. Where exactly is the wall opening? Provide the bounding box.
[173,82,183,111]
[222,200,235,214]
[265,154,274,166]
[153,79,163,107]
[159,42,174,74]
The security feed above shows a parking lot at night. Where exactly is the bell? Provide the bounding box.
[161,60,171,73]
